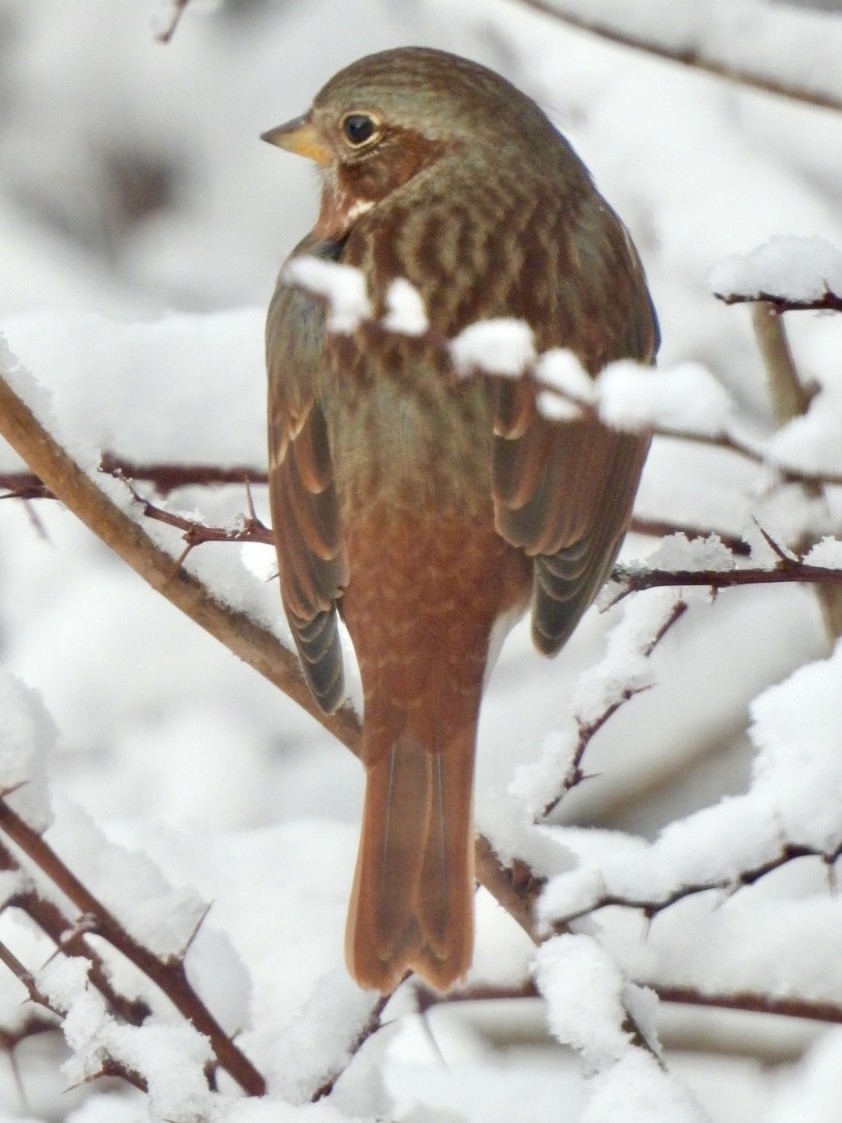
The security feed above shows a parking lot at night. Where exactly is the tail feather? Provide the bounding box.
[346,728,476,993]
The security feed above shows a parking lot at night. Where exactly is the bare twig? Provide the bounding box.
[155,0,190,43]
[417,978,842,1028]
[513,0,842,113]
[655,985,842,1026]
[99,453,265,495]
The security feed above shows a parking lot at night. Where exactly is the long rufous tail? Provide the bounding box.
[345,722,476,993]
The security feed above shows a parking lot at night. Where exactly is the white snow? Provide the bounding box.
[803,537,842,569]
[282,257,371,334]
[597,360,732,436]
[631,533,736,575]
[450,318,537,378]
[535,936,709,1121]
[534,935,635,1070]
[0,670,53,831]
[382,278,429,337]
[535,348,596,421]
[2,1,842,1120]
[709,235,842,301]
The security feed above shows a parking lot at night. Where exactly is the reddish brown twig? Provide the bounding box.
[608,551,842,601]
[715,289,842,314]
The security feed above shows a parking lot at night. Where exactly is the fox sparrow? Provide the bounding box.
[263,47,658,993]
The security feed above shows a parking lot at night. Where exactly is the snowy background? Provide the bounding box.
[1,0,842,1120]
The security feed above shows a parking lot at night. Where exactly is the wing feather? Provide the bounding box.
[266,237,349,712]
[491,190,659,655]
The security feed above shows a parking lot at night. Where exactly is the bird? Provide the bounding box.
[262,46,658,994]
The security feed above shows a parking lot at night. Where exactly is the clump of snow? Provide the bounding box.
[382,278,429,337]
[536,936,708,1120]
[475,790,576,879]
[535,348,596,421]
[0,669,54,832]
[271,967,382,1104]
[39,954,216,1121]
[597,360,732,436]
[282,257,371,333]
[450,319,536,378]
[749,641,842,851]
[803,537,842,569]
[581,1051,710,1123]
[534,934,635,1071]
[708,235,842,301]
[766,404,842,477]
[45,796,209,959]
[637,533,736,574]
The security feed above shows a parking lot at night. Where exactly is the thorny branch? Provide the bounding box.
[540,597,689,819]
[547,840,842,929]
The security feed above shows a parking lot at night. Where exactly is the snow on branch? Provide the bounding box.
[538,640,842,941]
[514,0,842,113]
[605,532,842,603]
[535,935,710,1122]
[710,236,842,313]
[0,794,266,1097]
[286,256,737,438]
[510,590,690,820]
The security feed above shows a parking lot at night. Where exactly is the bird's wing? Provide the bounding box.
[492,193,660,655]
[266,238,349,712]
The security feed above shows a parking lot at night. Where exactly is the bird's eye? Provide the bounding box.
[342,113,379,148]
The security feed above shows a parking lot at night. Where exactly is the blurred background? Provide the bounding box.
[1,2,842,1119]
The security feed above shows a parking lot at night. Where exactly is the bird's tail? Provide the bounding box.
[345,717,477,994]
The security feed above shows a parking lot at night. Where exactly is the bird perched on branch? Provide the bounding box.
[263,46,658,994]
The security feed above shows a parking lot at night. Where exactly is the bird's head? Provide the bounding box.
[261,46,567,239]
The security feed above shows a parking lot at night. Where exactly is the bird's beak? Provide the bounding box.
[260,114,332,166]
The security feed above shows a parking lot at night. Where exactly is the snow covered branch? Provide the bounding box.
[710,236,842,314]
[545,838,842,930]
[606,535,842,602]
[0,795,266,1096]
[511,592,690,821]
